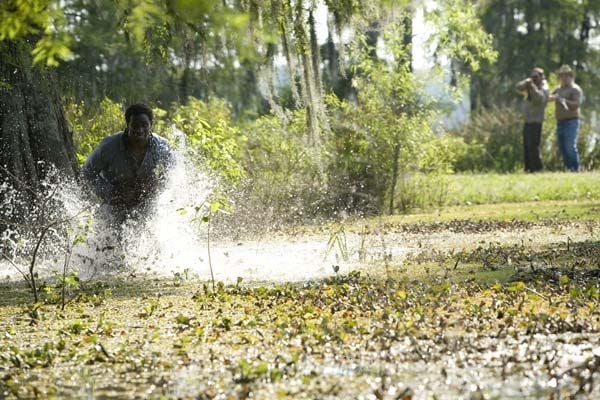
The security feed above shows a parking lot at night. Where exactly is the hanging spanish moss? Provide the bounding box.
[257,43,285,117]
[330,10,347,78]
[279,0,302,107]
[245,0,285,116]
[309,1,331,135]
[308,3,323,99]
[241,0,393,148]
[291,0,319,145]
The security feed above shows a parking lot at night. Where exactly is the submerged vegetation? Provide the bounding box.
[1,203,599,398]
[2,0,600,398]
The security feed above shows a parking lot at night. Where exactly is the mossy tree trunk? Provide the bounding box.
[389,12,413,215]
[0,40,77,191]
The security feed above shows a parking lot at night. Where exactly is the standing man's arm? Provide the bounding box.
[516,78,531,92]
[549,88,580,110]
[528,84,548,105]
[81,143,114,202]
[548,89,564,107]
[563,87,583,111]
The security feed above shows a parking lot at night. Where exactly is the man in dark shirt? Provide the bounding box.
[81,104,174,223]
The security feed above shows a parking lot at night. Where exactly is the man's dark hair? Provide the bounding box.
[532,67,545,79]
[125,103,153,124]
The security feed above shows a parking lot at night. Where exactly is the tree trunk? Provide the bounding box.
[388,143,401,215]
[0,40,77,191]
[309,5,323,98]
[294,2,320,145]
[388,12,412,215]
[402,11,413,72]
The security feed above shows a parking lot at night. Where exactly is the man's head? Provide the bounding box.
[125,104,153,143]
[530,67,544,86]
[558,65,575,86]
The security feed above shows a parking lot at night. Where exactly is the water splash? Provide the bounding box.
[1,127,367,284]
[116,127,213,275]
[0,165,95,281]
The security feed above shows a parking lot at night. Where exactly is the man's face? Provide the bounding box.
[559,73,573,86]
[530,72,542,85]
[127,113,152,143]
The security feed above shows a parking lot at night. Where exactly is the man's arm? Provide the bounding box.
[515,78,531,92]
[528,84,548,104]
[550,88,581,110]
[563,87,583,111]
[80,143,114,202]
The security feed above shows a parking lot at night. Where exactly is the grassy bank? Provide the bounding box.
[444,171,600,205]
[391,171,600,213]
[381,199,600,225]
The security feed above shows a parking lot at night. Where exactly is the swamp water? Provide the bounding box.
[168,332,600,399]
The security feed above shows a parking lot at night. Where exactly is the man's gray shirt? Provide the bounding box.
[517,81,549,124]
[81,131,174,207]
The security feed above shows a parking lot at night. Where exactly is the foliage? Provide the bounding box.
[66,98,123,165]
[0,0,72,66]
[230,7,499,216]
[449,103,600,173]
[57,0,172,104]
[171,98,245,184]
[237,109,326,220]
[324,23,455,213]
[449,106,524,172]
[426,0,497,72]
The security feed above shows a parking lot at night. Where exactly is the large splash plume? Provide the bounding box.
[0,127,366,287]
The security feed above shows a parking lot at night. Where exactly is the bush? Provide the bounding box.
[171,98,244,184]
[449,103,600,173]
[236,109,327,222]
[66,98,123,165]
[448,106,523,172]
[326,95,455,213]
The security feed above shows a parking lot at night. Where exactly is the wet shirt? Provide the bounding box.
[81,131,174,208]
[553,83,584,121]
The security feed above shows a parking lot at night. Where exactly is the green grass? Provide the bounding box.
[375,199,600,225]
[444,171,600,205]
[381,171,600,222]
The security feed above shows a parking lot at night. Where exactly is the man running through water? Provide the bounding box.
[81,103,174,224]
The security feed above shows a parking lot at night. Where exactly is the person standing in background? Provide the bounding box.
[549,65,584,172]
[516,67,548,172]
